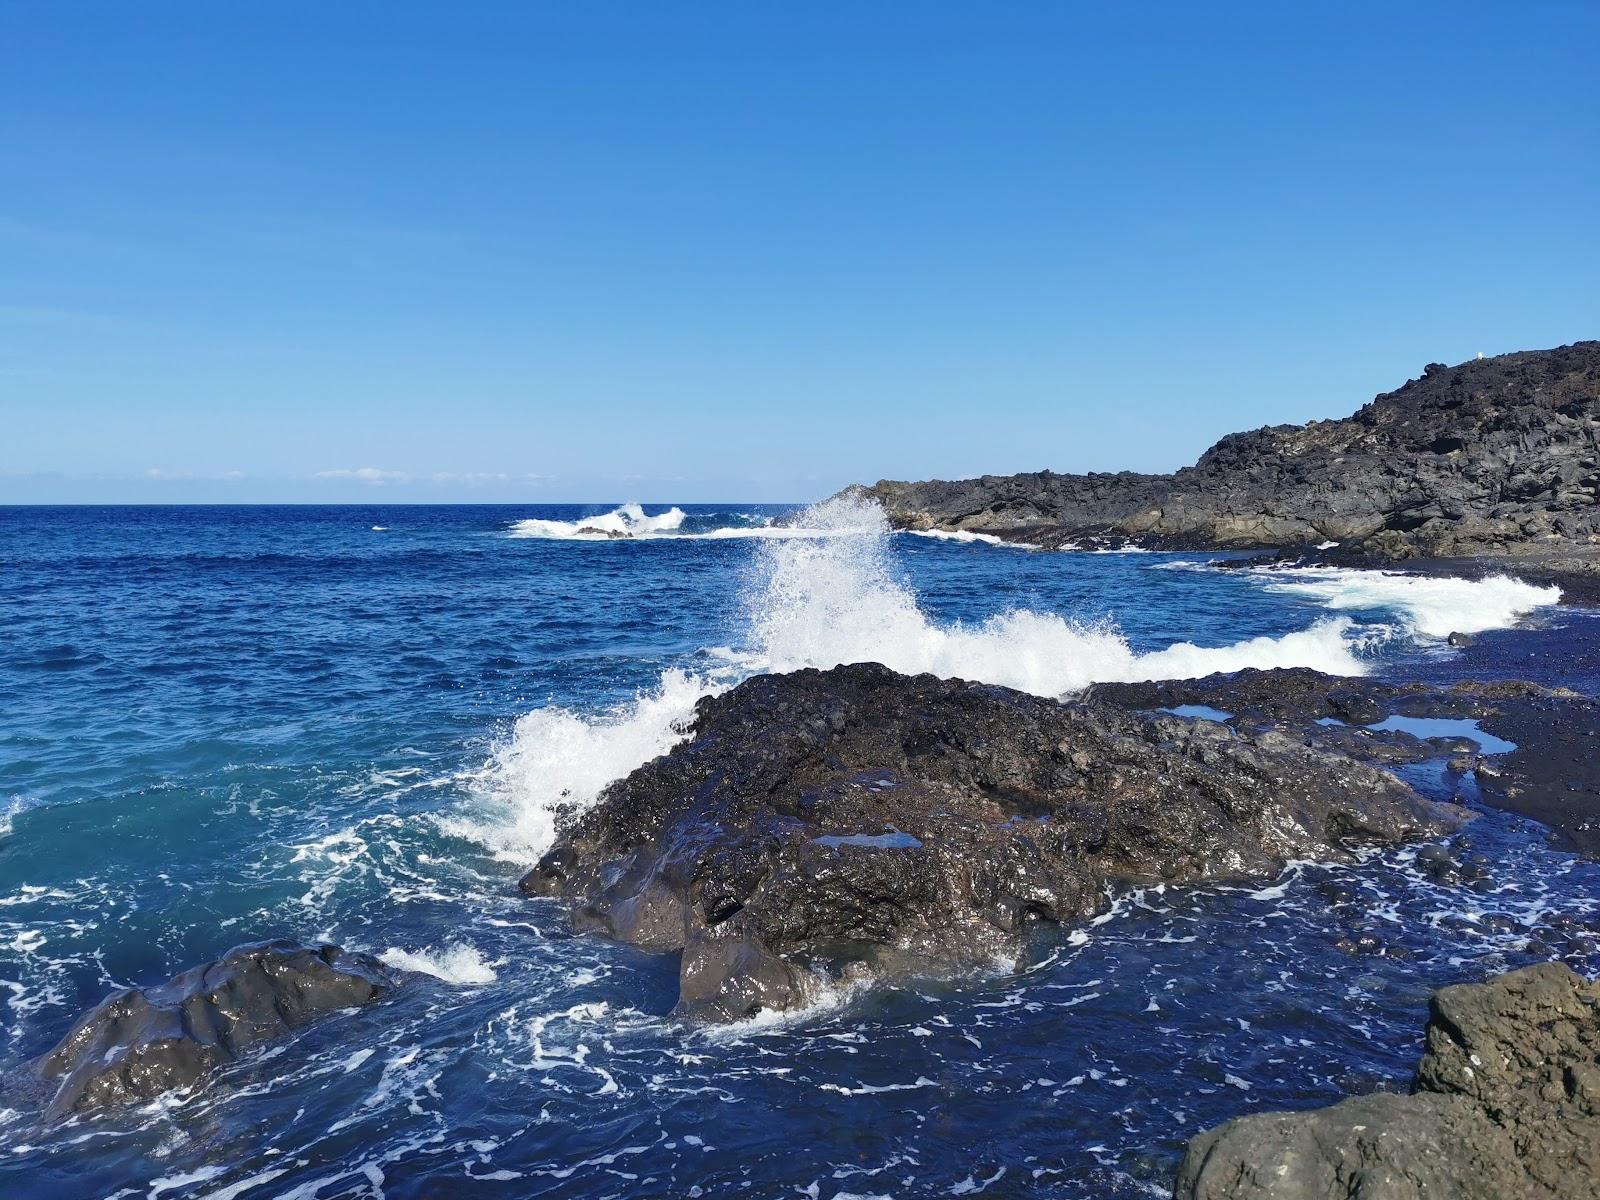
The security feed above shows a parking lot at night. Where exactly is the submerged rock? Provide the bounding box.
[521,663,1459,1021]
[39,939,392,1119]
[1173,962,1600,1200]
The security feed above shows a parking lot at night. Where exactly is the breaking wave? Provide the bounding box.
[739,497,1371,692]
[463,497,1386,863]
[445,668,715,864]
[505,504,853,541]
[905,529,1033,548]
[508,503,689,539]
[1255,567,1561,639]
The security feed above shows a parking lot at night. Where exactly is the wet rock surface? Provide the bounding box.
[39,939,393,1119]
[521,663,1460,1021]
[1088,667,1600,854]
[1173,962,1600,1200]
[843,343,1600,579]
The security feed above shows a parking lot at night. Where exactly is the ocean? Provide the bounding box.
[2,501,1595,1199]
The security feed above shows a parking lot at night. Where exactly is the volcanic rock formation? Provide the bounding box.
[1174,962,1600,1200]
[846,343,1600,578]
[521,663,1461,1020]
[1088,666,1600,855]
[39,939,392,1118]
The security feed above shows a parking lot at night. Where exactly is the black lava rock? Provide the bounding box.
[39,939,393,1119]
[521,663,1459,1021]
[841,343,1600,583]
[1174,963,1600,1199]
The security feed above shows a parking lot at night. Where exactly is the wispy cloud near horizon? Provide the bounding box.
[313,467,412,484]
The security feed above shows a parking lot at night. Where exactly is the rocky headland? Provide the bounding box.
[520,662,1460,1021]
[1174,962,1600,1200]
[843,342,1600,593]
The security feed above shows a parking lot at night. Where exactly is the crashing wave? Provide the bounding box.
[905,529,1032,548]
[505,504,859,541]
[462,496,1409,864]
[1256,567,1561,639]
[507,503,689,540]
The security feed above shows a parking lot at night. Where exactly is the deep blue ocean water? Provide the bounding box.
[2,503,1596,1199]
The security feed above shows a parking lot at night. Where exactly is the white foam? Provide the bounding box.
[741,496,1370,692]
[0,796,28,838]
[1256,568,1561,638]
[448,668,715,863]
[508,503,688,540]
[461,497,1379,863]
[379,944,498,985]
[904,529,1032,548]
[506,503,845,542]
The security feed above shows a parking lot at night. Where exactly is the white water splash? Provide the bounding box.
[447,668,718,864]
[1256,567,1561,639]
[461,497,1380,863]
[379,943,498,985]
[740,495,1369,692]
[505,504,855,542]
[508,503,688,539]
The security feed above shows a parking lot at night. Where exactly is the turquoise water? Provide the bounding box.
[2,503,1594,1198]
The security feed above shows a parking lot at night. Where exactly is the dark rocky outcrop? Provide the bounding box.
[521,663,1461,1021]
[1173,963,1600,1200]
[39,940,392,1119]
[843,343,1600,578]
[1088,667,1600,854]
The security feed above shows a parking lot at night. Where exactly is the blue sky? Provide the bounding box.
[3,2,1596,503]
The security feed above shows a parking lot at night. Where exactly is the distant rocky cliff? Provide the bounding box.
[845,343,1600,572]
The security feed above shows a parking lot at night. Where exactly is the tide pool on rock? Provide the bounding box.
[0,502,1594,1198]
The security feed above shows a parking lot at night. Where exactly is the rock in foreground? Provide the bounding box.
[521,663,1460,1020]
[40,939,392,1118]
[1174,963,1600,1200]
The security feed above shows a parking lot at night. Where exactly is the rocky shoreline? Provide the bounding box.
[34,940,394,1120]
[1088,666,1600,855]
[23,652,1599,1197]
[518,662,1459,1021]
[21,339,1600,1195]
[841,342,1600,593]
[1174,962,1600,1200]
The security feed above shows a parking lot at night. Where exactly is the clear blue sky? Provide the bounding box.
[3,2,1596,503]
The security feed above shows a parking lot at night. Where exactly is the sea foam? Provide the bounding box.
[1256,567,1561,639]
[505,504,846,542]
[447,668,716,864]
[379,943,498,985]
[905,529,1031,548]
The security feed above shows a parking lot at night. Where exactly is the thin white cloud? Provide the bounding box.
[429,471,510,485]
[314,467,412,484]
[144,468,246,481]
